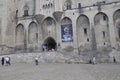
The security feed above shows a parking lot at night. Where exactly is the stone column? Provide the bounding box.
[90,23,97,50]
[34,14,44,51]
[24,28,27,52]
[53,11,63,51]
[108,14,116,49]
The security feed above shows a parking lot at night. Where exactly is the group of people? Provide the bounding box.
[1,55,118,66]
[89,56,97,65]
[1,56,11,66]
[1,56,38,66]
[89,56,117,65]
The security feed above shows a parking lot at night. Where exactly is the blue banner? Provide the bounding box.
[61,24,73,42]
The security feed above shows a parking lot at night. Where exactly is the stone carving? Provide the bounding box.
[34,14,44,24]
[53,11,63,22]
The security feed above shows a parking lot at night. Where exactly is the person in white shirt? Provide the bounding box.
[5,56,10,66]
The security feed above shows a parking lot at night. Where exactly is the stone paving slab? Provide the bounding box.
[0,63,120,80]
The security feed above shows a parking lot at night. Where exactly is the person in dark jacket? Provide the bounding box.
[1,57,4,66]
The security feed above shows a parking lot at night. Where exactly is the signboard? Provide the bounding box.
[61,24,73,42]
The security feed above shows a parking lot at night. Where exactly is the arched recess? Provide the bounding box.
[113,9,120,48]
[15,24,25,49]
[94,12,111,49]
[43,37,57,51]
[28,22,38,49]
[42,17,56,39]
[76,15,92,51]
[61,17,73,42]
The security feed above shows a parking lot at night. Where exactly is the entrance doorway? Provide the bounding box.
[43,37,57,51]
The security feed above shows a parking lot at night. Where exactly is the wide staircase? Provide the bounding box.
[1,49,120,64]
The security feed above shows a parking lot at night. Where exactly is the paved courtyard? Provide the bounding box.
[0,63,120,80]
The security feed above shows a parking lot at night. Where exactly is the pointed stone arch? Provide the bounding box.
[61,17,73,42]
[94,12,111,49]
[62,17,72,25]
[28,22,38,50]
[42,17,56,39]
[76,15,92,51]
[15,24,25,50]
[113,9,120,48]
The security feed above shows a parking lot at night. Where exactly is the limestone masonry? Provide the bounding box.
[0,0,120,63]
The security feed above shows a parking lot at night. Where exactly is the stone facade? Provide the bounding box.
[0,0,120,62]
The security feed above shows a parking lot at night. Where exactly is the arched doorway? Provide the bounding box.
[43,37,57,51]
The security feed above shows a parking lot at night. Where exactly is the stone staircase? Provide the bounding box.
[1,49,120,64]
[0,51,80,64]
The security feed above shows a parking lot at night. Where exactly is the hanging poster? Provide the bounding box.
[61,24,73,42]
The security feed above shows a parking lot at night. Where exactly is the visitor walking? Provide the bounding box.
[1,57,4,66]
[92,56,96,64]
[5,56,10,66]
[113,56,117,64]
[34,56,39,65]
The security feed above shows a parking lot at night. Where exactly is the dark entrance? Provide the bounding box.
[43,37,57,51]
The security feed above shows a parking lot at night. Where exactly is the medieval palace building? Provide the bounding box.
[0,0,120,62]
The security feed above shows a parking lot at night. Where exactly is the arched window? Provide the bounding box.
[23,4,29,17]
[64,0,72,10]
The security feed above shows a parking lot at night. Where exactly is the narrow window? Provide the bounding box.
[102,31,105,38]
[78,3,81,9]
[104,42,105,45]
[87,38,89,42]
[66,2,71,10]
[36,33,38,40]
[84,28,87,35]
[103,15,106,21]
[118,28,120,38]
[16,10,18,18]
[23,4,29,17]
[24,10,29,17]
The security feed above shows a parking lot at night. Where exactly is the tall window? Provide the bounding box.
[24,10,29,16]
[23,4,29,17]
[84,28,87,35]
[16,10,18,18]
[66,3,71,9]
[102,31,105,38]
[65,0,72,10]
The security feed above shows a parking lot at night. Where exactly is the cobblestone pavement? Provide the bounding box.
[0,63,120,80]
